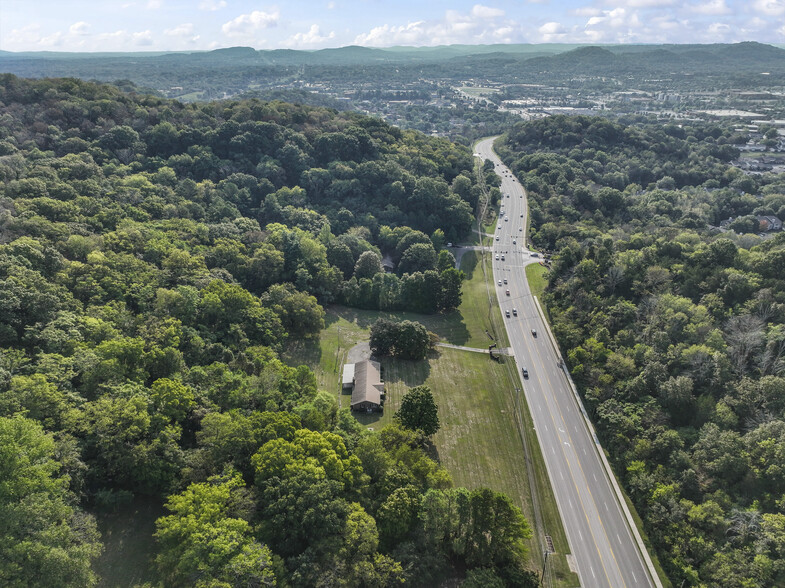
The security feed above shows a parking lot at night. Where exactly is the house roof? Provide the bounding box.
[351,360,384,407]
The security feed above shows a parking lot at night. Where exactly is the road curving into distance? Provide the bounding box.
[474,137,661,588]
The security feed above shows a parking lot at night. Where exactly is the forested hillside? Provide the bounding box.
[499,116,785,587]
[0,75,537,587]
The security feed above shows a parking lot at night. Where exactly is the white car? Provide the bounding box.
[512,239,516,244]
[495,235,499,241]
[495,254,499,260]
[498,280,502,286]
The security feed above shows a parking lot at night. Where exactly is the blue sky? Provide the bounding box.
[1,0,784,52]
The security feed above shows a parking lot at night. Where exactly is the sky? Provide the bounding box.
[1,0,784,53]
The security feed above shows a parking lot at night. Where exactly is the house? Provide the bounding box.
[347,359,385,412]
[757,215,783,231]
[381,254,395,273]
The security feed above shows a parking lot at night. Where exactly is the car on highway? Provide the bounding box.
[498,279,502,286]
[503,278,507,284]
[519,227,523,231]
[512,239,516,244]
[500,254,505,261]
[531,329,537,337]
[512,308,518,316]
[520,213,523,217]
[521,367,528,378]
[495,235,499,241]
[495,254,499,260]
[505,309,510,318]
[505,289,510,296]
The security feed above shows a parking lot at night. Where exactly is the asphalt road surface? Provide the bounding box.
[475,137,657,588]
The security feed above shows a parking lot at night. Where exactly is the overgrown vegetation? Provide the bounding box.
[0,75,537,587]
[500,115,785,587]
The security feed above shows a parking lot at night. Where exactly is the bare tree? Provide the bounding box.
[605,265,624,294]
[726,508,762,545]
[725,314,765,375]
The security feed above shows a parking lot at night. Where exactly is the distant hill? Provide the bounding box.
[1,41,782,98]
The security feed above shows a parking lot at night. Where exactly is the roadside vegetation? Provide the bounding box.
[501,114,785,587]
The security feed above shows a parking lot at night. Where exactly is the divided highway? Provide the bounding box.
[475,137,658,588]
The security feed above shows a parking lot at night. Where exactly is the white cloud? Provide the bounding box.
[69,21,90,36]
[39,31,65,47]
[538,21,567,42]
[602,0,674,6]
[286,24,336,48]
[572,7,601,16]
[688,0,731,14]
[222,10,280,37]
[354,5,519,47]
[146,0,162,9]
[133,30,154,45]
[708,22,731,34]
[753,0,785,15]
[327,1,336,8]
[471,4,505,19]
[165,23,195,36]
[199,0,226,10]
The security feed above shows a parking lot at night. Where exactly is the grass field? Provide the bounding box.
[458,86,501,97]
[284,250,578,586]
[526,263,548,301]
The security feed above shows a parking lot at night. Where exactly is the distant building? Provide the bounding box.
[346,360,385,412]
[381,254,395,273]
[757,215,783,231]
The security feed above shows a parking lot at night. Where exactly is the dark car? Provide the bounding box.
[522,367,529,378]
[531,329,537,337]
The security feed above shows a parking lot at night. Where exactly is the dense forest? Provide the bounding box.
[498,115,785,587]
[0,75,538,587]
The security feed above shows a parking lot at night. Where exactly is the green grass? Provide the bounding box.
[525,263,548,300]
[283,251,578,586]
[93,497,163,587]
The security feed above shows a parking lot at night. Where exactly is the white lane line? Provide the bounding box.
[579,530,583,542]
[593,473,597,482]
[632,572,637,583]
[605,501,609,511]
[591,566,596,579]
[560,470,564,480]
[617,533,622,544]
[582,447,586,455]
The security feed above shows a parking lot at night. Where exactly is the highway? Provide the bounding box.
[474,137,658,588]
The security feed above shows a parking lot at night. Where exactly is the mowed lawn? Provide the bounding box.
[283,249,578,586]
[283,248,509,396]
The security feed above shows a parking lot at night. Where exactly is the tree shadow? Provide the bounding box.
[381,356,432,388]
[459,248,479,279]
[422,438,442,464]
[281,336,322,369]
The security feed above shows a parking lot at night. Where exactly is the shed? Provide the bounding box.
[342,363,355,389]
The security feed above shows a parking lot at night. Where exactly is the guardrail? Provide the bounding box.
[531,295,664,588]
